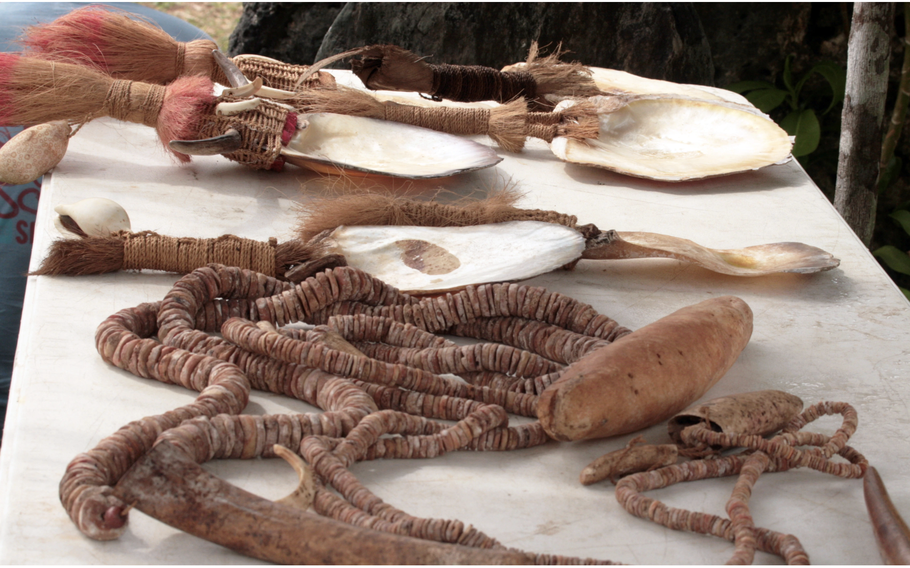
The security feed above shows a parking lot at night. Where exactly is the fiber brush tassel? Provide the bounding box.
[293,187,580,242]
[0,54,215,161]
[296,85,598,152]
[36,188,840,286]
[33,231,315,280]
[20,6,333,91]
[20,6,225,85]
[349,44,600,108]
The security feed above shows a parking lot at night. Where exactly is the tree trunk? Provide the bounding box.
[834,2,894,246]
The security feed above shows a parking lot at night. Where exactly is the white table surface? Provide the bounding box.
[1,89,909,565]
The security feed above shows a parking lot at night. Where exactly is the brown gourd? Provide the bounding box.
[538,295,753,441]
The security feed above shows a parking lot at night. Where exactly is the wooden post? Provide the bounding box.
[834,2,894,246]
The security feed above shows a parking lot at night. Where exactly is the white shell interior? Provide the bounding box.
[551,96,792,181]
[588,67,752,106]
[327,221,586,293]
[281,113,502,178]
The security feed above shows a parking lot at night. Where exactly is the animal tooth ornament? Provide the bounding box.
[20,11,602,154]
[35,190,840,290]
[0,53,501,179]
[0,53,215,166]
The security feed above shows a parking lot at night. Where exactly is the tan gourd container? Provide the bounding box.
[538,295,753,441]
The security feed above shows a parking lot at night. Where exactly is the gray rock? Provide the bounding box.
[228,2,345,64]
[314,3,714,84]
[694,3,813,88]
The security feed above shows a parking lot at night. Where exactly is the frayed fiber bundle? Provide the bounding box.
[294,187,579,243]
[521,42,600,100]
[21,6,220,84]
[0,54,215,161]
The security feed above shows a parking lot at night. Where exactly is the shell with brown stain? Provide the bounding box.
[322,220,586,293]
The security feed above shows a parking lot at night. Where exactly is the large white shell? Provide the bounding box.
[550,96,792,182]
[53,197,131,238]
[586,67,752,107]
[501,61,752,108]
[325,221,585,293]
[280,113,502,179]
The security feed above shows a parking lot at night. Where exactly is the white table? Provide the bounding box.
[1,99,908,564]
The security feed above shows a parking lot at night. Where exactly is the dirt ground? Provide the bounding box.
[137,2,243,51]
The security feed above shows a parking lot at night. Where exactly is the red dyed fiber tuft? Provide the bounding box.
[281,113,298,145]
[158,76,217,163]
[22,8,111,70]
[0,53,21,125]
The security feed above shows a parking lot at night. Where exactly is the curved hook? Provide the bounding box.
[168,128,243,156]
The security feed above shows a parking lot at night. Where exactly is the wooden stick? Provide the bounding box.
[833,2,894,245]
[864,466,910,564]
[112,439,540,565]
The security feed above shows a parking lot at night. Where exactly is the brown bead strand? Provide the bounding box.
[680,401,866,479]
[340,340,559,379]
[614,455,809,563]
[63,301,252,541]
[298,405,510,547]
[222,317,542,416]
[726,452,771,565]
[325,314,454,349]
[67,263,634,562]
[450,317,610,365]
[616,399,869,564]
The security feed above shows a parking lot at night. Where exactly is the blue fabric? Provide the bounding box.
[0,3,210,439]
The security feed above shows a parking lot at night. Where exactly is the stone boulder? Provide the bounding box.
[232,2,714,85]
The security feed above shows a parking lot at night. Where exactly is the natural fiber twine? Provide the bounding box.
[173,42,186,78]
[383,104,492,135]
[431,64,537,103]
[122,231,278,276]
[197,96,291,170]
[102,80,164,127]
[386,199,579,229]
[233,55,335,92]
[295,190,583,243]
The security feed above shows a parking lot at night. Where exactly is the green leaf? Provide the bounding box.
[811,61,847,114]
[890,209,910,237]
[780,110,801,136]
[783,54,795,94]
[745,88,788,113]
[873,245,910,276]
[791,109,821,157]
[901,287,910,302]
[724,80,777,94]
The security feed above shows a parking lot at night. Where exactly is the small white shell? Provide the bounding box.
[280,113,502,179]
[54,197,131,238]
[325,221,585,293]
[550,96,792,182]
[0,121,70,185]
